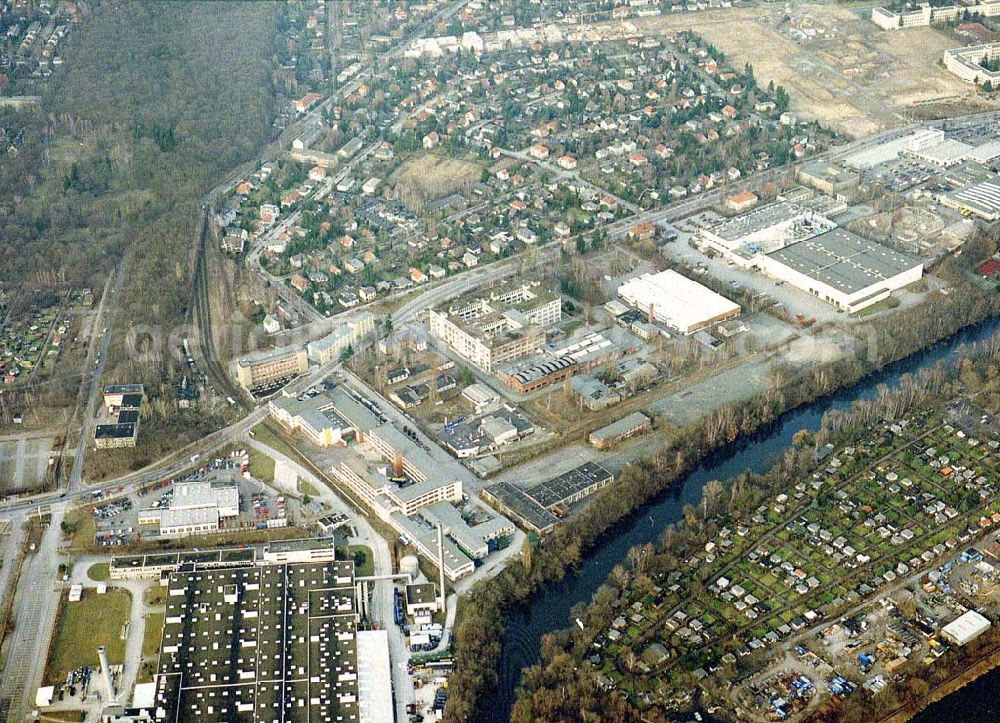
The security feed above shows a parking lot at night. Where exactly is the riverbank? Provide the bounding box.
[458,290,1000,722]
[879,643,1000,723]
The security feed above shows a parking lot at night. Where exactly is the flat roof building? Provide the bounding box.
[428,281,561,372]
[698,201,836,257]
[941,609,991,646]
[96,384,145,449]
[139,479,240,539]
[759,228,923,313]
[589,411,652,449]
[153,560,379,722]
[796,160,860,199]
[306,312,376,365]
[235,344,308,396]
[268,390,365,448]
[356,630,393,723]
[944,42,1000,84]
[618,270,741,335]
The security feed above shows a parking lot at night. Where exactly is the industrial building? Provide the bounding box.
[109,547,257,580]
[327,419,517,580]
[405,583,440,616]
[268,387,377,448]
[483,482,562,535]
[436,408,534,458]
[941,179,1000,221]
[696,199,923,313]
[390,501,515,579]
[758,229,924,313]
[306,312,376,364]
[137,479,240,538]
[110,539,337,581]
[698,201,837,259]
[940,609,991,646]
[483,462,614,534]
[428,281,561,372]
[152,559,394,722]
[571,375,622,411]
[589,411,652,449]
[235,343,309,395]
[270,382,509,581]
[617,270,741,335]
[95,384,144,449]
[796,161,860,199]
[496,329,626,394]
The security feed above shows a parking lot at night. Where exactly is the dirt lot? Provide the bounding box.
[0,436,54,495]
[389,152,483,205]
[634,4,981,137]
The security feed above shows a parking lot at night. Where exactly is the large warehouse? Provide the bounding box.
[758,229,923,313]
[618,270,741,335]
[698,201,836,260]
[941,609,991,646]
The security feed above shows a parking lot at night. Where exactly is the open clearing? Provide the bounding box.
[390,153,482,204]
[0,436,53,495]
[44,588,130,684]
[633,5,981,137]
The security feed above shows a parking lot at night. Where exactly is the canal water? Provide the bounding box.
[487,316,1000,722]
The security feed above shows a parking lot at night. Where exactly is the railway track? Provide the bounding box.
[190,209,247,409]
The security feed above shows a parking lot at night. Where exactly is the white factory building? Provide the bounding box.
[138,480,240,538]
[618,270,741,335]
[698,201,837,261]
[941,609,991,646]
[694,199,923,313]
[758,229,924,314]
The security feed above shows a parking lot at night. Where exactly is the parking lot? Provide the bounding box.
[87,451,293,547]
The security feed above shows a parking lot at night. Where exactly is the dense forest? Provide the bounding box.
[0,2,281,389]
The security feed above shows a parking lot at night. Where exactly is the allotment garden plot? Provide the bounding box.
[589,409,1000,705]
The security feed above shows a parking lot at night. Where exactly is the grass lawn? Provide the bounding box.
[61,506,95,550]
[38,712,86,722]
[349,545,375,576]
[251,421,299,460]
[143,584,166,607]
[87,562,110,581]
[141,611,165,658]
[248,447,275,483]
[45,589,131,684]
[298,478,320,498]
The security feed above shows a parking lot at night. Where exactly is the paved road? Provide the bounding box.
[0,503,65,721]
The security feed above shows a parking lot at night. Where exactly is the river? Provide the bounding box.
[487,316,1000,722]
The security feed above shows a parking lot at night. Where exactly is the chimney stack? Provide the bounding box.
[648,302,654,324]
[98,645,116,705]
[393,452,404,477]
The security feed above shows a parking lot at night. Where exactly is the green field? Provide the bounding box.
[248,447,276,483]
[142,611,165,658]
[349,545,375,577]
[87,562,110,581]
[44,589,131,684]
